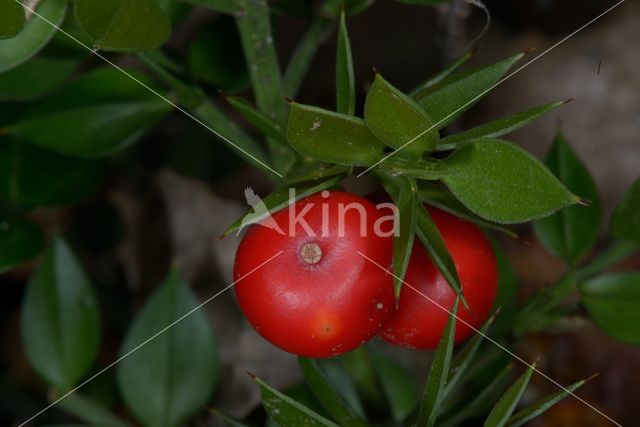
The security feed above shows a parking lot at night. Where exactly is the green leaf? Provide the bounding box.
[371,352,419,423]
[181,0,242,14]
[224,175,343,236]
[187,16,248,92]
[417,184,517,238]
[299,358,367,426]
[388,177,418,298]
[611,176,640,243]
[414,54,522,128]
[340,348,385,407]
[287,103,385,166]
[0,140,105,209]
[210,408,252,427]
[484,364,534,427]
[0,0,68,73]
[0,212,44,273]
[0,57,77,102]
[365,74,438,156]
[410,50,474,96]
[336,10,355,115]
[580,273,640,345]
[491,240,519,336]
[7,68,171,157]
[415,206,465,301]
[440,100,569,148]
[252,374,339,427]
[533,132,601,264]
[284,164,349,186]
[0,0,25,39]
[116,269,218,427]
[75,0,171,52]
[225,95,287,144]
[505,378,585,427]
[417,299,458,427]
[442,139,580,223]
[445,313,496,397]
[21,237,101,390]
[319,359,367,419]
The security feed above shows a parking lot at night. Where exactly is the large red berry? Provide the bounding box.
[234,190,395,358]
[380,207,498,349]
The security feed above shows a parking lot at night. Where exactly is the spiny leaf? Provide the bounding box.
[441,139,580,223]
[439,100,569,148]
[336,9,355,115]
[223,175,343,236]
[0,0,25,39]
[287,103,386,166]
[21,237,101,391]
[484,364,535,427]
[611,176,640,244]
[506,378,586,427]
[417,299,459,427]
[75,0,171,52]
[410,49,475,96]
[413,53,523,128]
[533,132,601,265]
[415,206,467,306]
[225,95,287,144]
[299,358,367,426]
[251,374,339,427]
[365,73,439,156]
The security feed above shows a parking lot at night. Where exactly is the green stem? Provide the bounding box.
[137,52,280,179]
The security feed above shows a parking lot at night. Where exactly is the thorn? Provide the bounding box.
[372,65,379,76]
[247,371,257,380]
[524,46,539,55]
[578,198,592,207]
[284,96,293,104]
[587,373,600,382]
[217,89,227,99]
[563,98,575,104]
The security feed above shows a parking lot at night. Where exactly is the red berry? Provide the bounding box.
[380,207,498,349]
[234,191,395,358]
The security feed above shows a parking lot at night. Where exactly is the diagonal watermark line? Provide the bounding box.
[18,251,284,427]
[357,0,626,178]
[357,250,622,427]
[13,0,283,179]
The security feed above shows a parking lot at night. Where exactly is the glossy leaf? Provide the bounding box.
[365,74,438,156]
[0,57,76,102]
[224,175,343,236]
[287,103,385,166]
[484,365,534,427]
[299,358,367,426]
[21,238,101,390]
[445,313,496,397]
[336,10,355,115]
[319,359,367,419]
[414,54,522,128]
[225,95,287,144]
[416,206,464,300]
[533,133,601,264]
[0,212,44,273]
[410,50,474,96]
[7,68,171,157]
[0,0,25,39]
[181,0,242,14]
[417,299,458,427]
[442,139,579,223]
[252,374,339,427]
[418,184,517,238]
[440,100,568,148]
[505,378,585,427]
[580,273,640,345]
[57,393,130,427]
[0,140,105,209]
[116,270,218,427]
[372,352,419,423]
[75,0,171,52]
[0,0,68,72]
[611,176,640,243]
[389,177,418,297]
